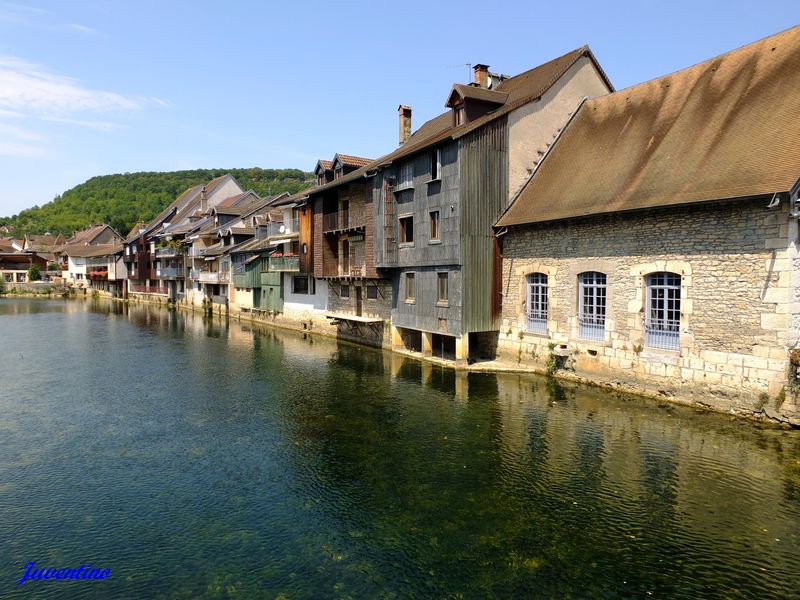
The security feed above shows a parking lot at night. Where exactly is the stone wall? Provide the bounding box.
[498,198,799,422]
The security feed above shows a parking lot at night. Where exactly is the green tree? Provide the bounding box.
[27,263,41,281]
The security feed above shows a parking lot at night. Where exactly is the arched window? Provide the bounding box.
[645,272,681,350]
[578,271,606,341]
[526,273,548,333]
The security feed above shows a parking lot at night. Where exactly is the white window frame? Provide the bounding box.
[578,271,606,341]
[526,273,548,334]
[645,272,681,351]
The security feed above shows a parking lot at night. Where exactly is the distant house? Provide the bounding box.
[0,252,47,284]
[122,174,244,301]
[58,224,123,287]
[495,26,800,418]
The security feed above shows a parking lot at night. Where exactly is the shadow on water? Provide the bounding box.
[0,297,798,599]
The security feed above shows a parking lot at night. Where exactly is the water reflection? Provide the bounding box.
[0,297,798,599]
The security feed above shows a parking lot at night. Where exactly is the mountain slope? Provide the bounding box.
[1,168,314,237]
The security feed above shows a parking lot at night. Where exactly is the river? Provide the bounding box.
[1,298,798,599]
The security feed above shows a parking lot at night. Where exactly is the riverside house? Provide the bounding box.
[308,154,392,347]
[231,194,324,318]
[123,174,244,302]
[58,224,123,287]
[495,26,800,422]
[366,48,613,363]
[159,189,265,309]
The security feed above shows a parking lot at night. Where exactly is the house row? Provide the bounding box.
[68,26,800,421]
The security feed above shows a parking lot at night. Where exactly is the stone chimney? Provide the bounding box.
[473,64,490,88]
[200,186,208,214]
[398,105,412,145]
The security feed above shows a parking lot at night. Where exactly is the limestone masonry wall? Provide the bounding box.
[498,198,800,423]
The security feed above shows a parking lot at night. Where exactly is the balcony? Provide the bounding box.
[267,255,300,272]
[87,270,108,281]
[155,267,185,279]
[323,211,363,233]
[195,271,229,284]
[197,272,219,283]
[266,218,300,238]
[154,247,183,258]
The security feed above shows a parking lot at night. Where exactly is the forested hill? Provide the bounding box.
[0,168,314,238]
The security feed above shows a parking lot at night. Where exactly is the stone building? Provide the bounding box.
[495,26,800,423]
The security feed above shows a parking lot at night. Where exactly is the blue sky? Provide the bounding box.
[0,0,798,217]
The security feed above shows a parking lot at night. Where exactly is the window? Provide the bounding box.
[578,272,606,341]
[645,272,681,350]
[405,272,415,302]
[526,273,548,333]
[399,215,414,245]
[429,211,440,242]
[341,284,350,298]
[397,162,413,189]
[366,285,378,300]
[455,106,466,126]
[430,149,441,180]
[292,276,310,295]
[334,167,343,180]
[437,272,448,304]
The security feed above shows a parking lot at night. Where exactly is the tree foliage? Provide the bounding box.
[0,168,314,237]
[27,263,41,281]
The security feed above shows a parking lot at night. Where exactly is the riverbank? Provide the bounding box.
[63,291,798,428]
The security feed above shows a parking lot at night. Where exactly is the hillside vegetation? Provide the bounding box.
[1,168,314,238]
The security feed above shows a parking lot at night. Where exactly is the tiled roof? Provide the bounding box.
[60,244,122,258]
[446,84,508,106]
[302,45,609,198]
[497,25,800,227]
[333,154,373,168]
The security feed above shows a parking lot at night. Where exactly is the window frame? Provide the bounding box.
[399,214,414,246]
[396,161,414,190]
[340,284,350,299]
[644,272,681,351]
[429,148,441,181]
[577,271,607,341]
[436,271,448,305]
[366,285,378,300]
[429,210,440,243]
[292,275,310,295]
[526,273,548,334]
[404,272,415,303]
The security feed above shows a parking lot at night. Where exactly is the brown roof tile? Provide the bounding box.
[497,26,800,227]
[334,154,373,168]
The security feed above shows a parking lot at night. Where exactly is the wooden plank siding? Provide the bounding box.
[459,116,508,333]
[298,205,313,274]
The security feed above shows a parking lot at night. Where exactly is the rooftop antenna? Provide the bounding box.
[447,63,472,82]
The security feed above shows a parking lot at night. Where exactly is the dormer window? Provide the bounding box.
[455,106,465,127]
[334,167,343,180]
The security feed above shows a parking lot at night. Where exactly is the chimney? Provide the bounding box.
[398,105,412,145]
[473,64,490,88]
[200,186,208,213]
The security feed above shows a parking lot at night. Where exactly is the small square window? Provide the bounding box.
[292,276,309,295]
[366,285,378,300]
[429,211,440,242]
[399,215,414,245]
[405,272,415,302]
[437,272,448,304]
[341,284,350,298]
